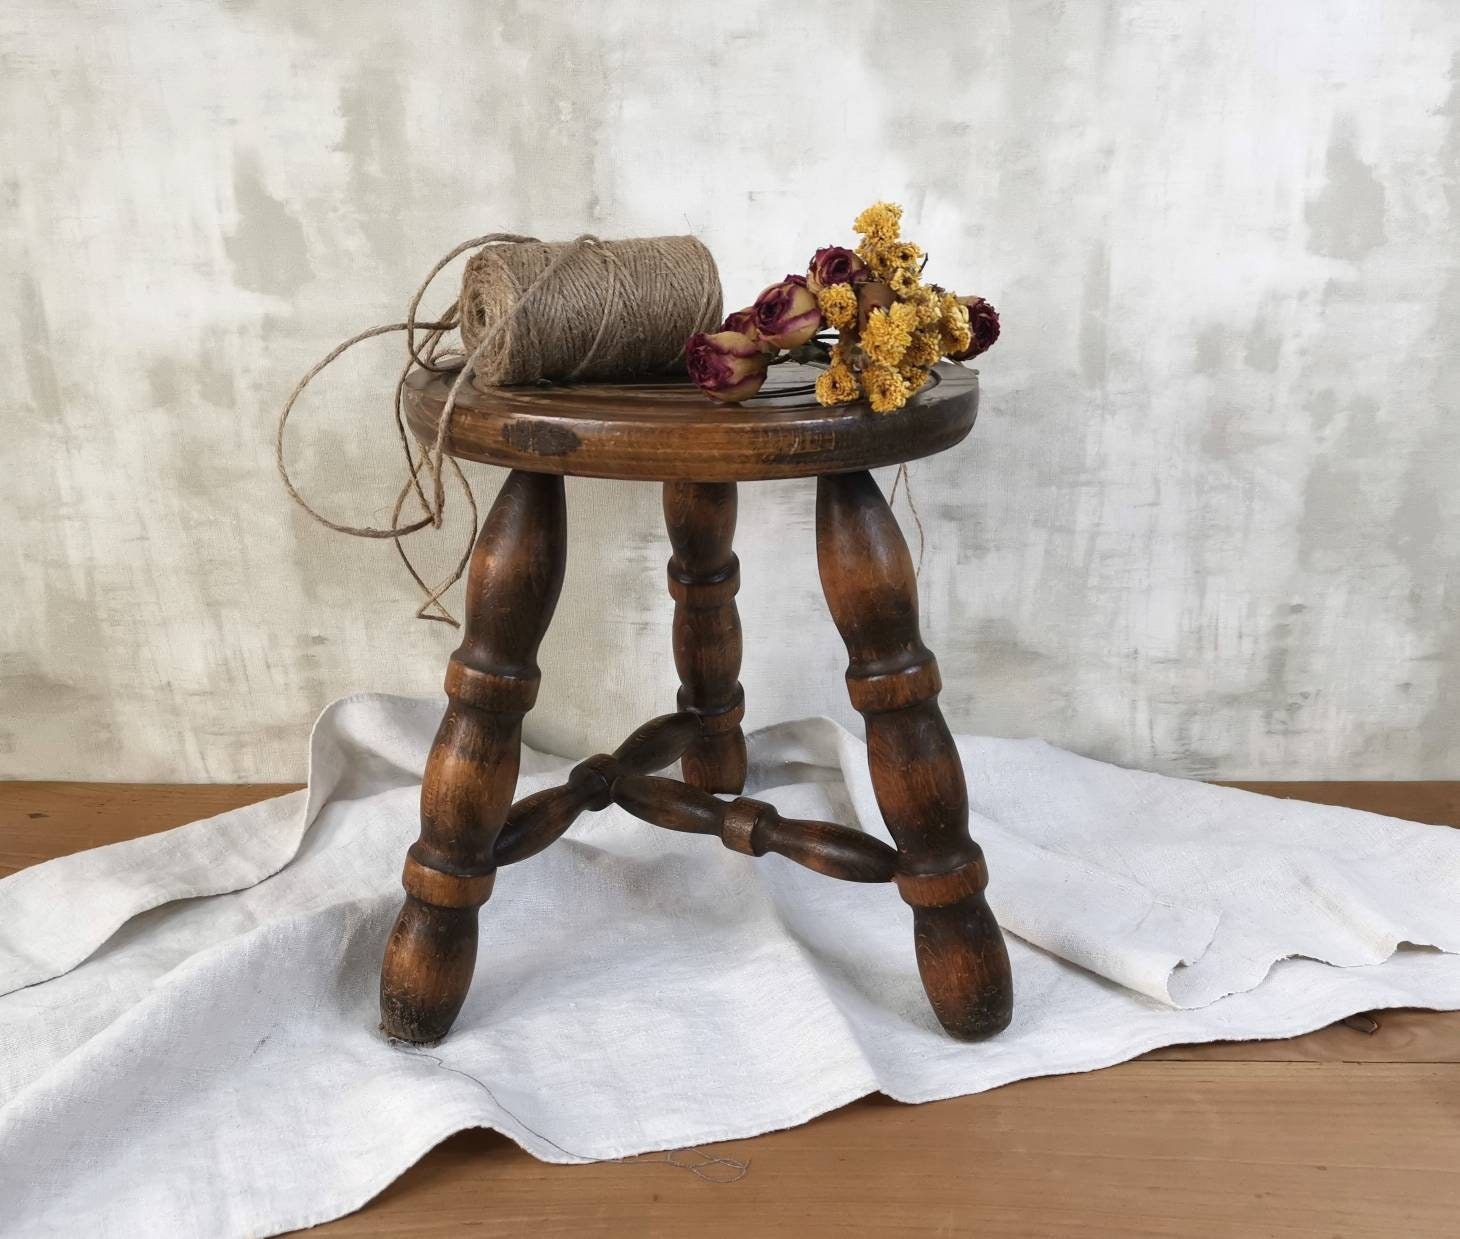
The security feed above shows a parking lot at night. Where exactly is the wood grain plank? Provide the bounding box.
[1215,780,1460,827]
[1144,1007,1460,1063]
[308,1063,1460,1239]
[0,781,298,876]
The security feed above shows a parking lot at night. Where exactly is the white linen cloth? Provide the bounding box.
[1,692,1457,1238]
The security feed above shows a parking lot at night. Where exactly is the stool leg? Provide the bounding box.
[663,481,747,794]
[379,470,567,1043]
[815,470,1013,1040]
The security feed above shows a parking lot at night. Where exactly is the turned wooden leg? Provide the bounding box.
[815,470,1013,1040]
[663,481,747,794]
[379,470,567,1043]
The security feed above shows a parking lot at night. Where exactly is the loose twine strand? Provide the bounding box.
[275,233,721,625]
[888,462,926,576]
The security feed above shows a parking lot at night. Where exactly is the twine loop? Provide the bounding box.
[276,233,722,624]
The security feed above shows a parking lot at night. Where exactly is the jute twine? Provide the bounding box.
[276,233,723,625]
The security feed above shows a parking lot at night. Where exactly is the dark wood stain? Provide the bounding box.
[403,362,978,481]
[500,419,581,457]
[381,365,1010,1044]
[816,469,1013,1039]
[663,481,746,793]
[379,470,567,1044]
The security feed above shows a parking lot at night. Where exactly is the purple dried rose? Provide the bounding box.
[686,330,770,403]
[721,307,758,335]
[947,296,1001,361]
[719,306,775,352]
[752,275,821,349]
[806,245,867,294]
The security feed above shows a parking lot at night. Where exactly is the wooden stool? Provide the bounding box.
[379,363,1014,1044]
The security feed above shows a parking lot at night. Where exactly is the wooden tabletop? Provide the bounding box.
[3,779,1458,1237]
[403,361,979,481]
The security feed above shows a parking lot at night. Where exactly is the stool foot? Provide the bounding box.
[909,897,1012,1039]
[816,470,1013,1040]
[380,898,478,1044]
[664,481,747,794]
[379,470,566,1044]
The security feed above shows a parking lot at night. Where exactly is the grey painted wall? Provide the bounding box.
[2,0,1457,781]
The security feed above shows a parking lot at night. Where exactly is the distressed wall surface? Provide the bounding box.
[2,0,1457,781]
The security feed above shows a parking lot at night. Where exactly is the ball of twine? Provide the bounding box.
[276,232,724,625]
[459,236,722,386]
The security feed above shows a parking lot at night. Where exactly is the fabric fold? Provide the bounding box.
[1,693,1457,1238]
[0,693,434,998]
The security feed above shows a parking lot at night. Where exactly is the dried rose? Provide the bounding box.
[720,306,778,355]
[686,330,770,403]
[947,296,1000,361]
[806,246,867,294]
[752,275,821,349]
[720,307,757,335]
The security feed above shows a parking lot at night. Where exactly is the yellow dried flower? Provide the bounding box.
[889,241,923,271]
[938,290,970,326]
[889,301,919,333]
[852,201,902,243]
[903,327,942,369]
[772,201,981,416]
[862,363,911,414]
[860,306,912,366]
[817,282,858,331]
[899,364,931,394]
[908,286,942,327]
[855,238,892,281]
[860,236,922,284]
[938,292,972,356]
[889,265,922,297]
[815,361,861,406]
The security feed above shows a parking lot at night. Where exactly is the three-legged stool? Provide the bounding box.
[380,362,1014,1044]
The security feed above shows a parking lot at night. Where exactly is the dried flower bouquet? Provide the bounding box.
[687,202,999,413]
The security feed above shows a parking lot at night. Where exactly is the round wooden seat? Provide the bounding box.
[403,361,979,482]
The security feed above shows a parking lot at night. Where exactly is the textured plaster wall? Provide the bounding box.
[2,0,1457,781]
